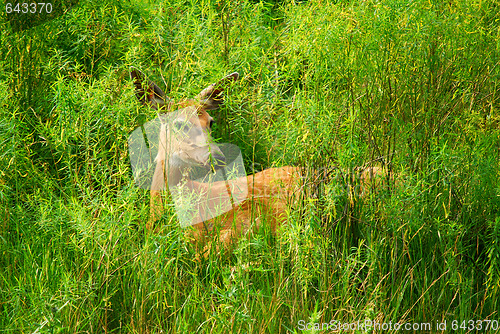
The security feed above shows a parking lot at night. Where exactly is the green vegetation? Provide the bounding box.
[1,0,499,332]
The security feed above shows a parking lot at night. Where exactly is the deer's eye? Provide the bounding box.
[174,121,191,133]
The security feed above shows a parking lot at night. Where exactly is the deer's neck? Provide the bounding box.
[155,122,186,188]
[166,155,189,187]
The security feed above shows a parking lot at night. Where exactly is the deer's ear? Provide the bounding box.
[196,72,239,110]
[130,67,167,110]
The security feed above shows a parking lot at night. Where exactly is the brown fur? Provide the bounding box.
[130,69,303,256]
[130,69,392,257]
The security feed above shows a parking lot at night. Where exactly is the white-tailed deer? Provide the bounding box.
[129,69,302,255]
[129,69,391,257]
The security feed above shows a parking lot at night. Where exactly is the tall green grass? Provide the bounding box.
[1,0,499,332]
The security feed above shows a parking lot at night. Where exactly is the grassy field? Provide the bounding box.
[1,0,500,332]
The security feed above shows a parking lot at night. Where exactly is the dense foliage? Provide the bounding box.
[1,0,499,332]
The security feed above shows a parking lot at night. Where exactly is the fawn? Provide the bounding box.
[129,69,302,255]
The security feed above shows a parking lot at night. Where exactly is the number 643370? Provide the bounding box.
[5,2,53,14]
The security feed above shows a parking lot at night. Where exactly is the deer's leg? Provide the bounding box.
[148,190,163,231]
[188,203,251,260]
[148,160,167,231]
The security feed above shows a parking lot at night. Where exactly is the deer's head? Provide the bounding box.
[130,69,239,176]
